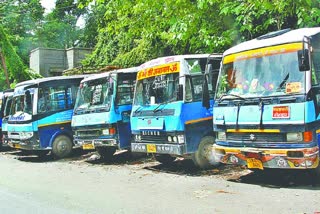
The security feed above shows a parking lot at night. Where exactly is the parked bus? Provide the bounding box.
[0,89,13,149]
[213,28,320,175]
[72,67,137,158]
[7,76,85,158]
[130,54,222,168]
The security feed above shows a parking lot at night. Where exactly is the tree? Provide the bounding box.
[0,0,44,64]
[0,25,40,90]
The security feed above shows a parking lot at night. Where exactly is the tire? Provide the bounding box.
[312,159,320,178]
[192,136,220,169]
[154,154,176,165]
[96,147,116,160]
[52,135,73,159]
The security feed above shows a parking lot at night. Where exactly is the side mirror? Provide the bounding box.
[205,64,213,74]
[108,82,114,95]
[177,84,183,100]
[202,74,210,109]
[298,49,310,71]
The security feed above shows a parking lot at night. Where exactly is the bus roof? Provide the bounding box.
[80,67,138,83]
[224,27,320,56]
[15,75,87,87]
[139,54,222,69]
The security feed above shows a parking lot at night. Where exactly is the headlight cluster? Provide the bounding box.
[167,135,184,144]
[286,132,303,142]
[135,135,141,141]
[20,132,34,140]
[217,132,226,141]
[102,127,116,135]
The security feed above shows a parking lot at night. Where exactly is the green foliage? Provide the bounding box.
[0,25,31,90]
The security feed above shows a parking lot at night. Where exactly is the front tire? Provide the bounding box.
[154,154,176,165]
[192,136,220,169]
[52,135,72,159]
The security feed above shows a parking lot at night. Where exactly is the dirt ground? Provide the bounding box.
[0,148,319,214]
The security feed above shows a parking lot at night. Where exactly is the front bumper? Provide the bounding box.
[131,143,185,155]
[214,145,319,170]
[74,138,118,150]
[8,138,46,151]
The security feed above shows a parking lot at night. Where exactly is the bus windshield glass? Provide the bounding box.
[216,48,305,100]
[74,77,112,113]
[134,72,179,105]
[11,90,33,116]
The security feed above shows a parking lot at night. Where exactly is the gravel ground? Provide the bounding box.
[0,148,319,214]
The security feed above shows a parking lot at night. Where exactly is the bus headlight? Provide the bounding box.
[286,132,303,142]
[217,132,226,141]
[20,132,34,140]
[102,129,109,135]
[172,136,178,143]
[167,136,172,142]
[177,135,185,144]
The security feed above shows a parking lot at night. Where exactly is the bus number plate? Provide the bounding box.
[147,144,156,153]
[83,143,94,150]
[247,158,263,170]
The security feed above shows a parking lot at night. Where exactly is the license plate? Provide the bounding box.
[247,158,263,170]
[82,143,95,150]
[146,144,156,153]
[13,144,21,149]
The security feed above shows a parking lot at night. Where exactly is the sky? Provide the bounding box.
[40,0,55,13]
[40,0,85,28]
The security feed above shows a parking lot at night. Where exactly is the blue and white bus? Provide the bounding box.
[213,28,320,176]
[0,89,13,149]
[130,54,222,168]
[72,67,137,158]
[7,76,85,158]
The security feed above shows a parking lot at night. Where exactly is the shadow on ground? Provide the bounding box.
[84,150,152,166]
[1,148,90,163]
[228,168,320,189]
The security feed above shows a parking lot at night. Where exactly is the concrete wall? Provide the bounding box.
[29,47,93,77]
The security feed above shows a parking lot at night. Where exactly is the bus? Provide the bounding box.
[72,67,137,158]
[0,89,13,149]
[213,28,320,175]
[7,76,86,158]
[130,54,222,168]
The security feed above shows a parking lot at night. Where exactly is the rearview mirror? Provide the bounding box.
[177,84,183,100]
[298,49,310,71]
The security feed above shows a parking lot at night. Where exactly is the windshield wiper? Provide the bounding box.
[134,106,143,114]
[153,102,168,113]
[218,94,245,102]
[277,73,289,90]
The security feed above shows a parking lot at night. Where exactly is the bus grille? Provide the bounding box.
[76,130,101,137]
[227,132,285,142]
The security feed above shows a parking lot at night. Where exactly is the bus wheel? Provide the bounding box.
[192,136,220,169]
[313,160,320,178]
[154,154,176,165]
[96,147,116,160]
[52,135,72,159]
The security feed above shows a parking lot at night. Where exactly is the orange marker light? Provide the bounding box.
[303,131,313,142]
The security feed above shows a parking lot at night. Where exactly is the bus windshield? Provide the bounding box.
[134,73,179,105]
[74,77,112,113]
[11,90,33,116]
[216,51,305,100]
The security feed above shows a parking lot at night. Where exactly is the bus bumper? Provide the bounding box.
[74,138,118,150]
[131,143,185,156]
[8,139,47,151]
[213,145,319,170]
